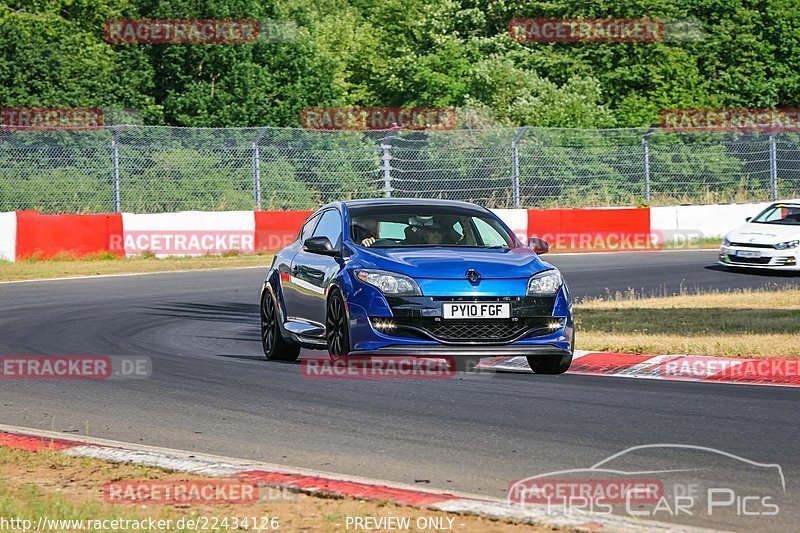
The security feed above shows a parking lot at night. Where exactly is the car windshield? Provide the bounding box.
[751,204,800,225]
[349,206,514,248]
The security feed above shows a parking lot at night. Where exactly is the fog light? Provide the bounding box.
[373,320,396,330]
[548,321,562,330]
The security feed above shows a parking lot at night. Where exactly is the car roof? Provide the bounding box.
[342,198,487,209]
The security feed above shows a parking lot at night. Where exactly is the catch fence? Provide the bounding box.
[1,126,798,213]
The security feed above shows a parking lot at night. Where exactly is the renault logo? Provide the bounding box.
[466,269,481,284]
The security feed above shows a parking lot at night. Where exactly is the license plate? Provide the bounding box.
[736,250,762,258]
[443,302,511,319]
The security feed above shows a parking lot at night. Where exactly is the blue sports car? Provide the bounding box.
[260,199,574,373]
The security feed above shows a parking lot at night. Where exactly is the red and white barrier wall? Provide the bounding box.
[254,210,313,252]
[525,206,652,250]
[650,202,772,238]
[14,211,124,260]
[122,211,256,258]
[0,202,779,262]
[1,210,124,261]
[0,211,15,262]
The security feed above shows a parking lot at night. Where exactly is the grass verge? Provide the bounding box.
[575,288,800,358]
[0,254,274,282]
[0,446,541,532]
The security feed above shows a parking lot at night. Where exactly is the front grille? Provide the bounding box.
[726,254,771,265]
[426,320,525,341]
[374,317,558,344]
[729,242,774,249]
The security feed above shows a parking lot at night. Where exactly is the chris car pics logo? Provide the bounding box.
[508,444,784,519]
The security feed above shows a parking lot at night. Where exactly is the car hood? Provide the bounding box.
[351,246,551,279]
[726,223,800,244]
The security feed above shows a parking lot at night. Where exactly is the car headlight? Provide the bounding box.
[722,237,731,246]
[527,269,562,296]
[355,269,422,296]
[774,240,800,250]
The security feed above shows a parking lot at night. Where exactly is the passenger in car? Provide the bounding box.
[420,224,445,245]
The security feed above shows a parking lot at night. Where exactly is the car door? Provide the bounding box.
[286,208,343,332]
[280,212,320,324]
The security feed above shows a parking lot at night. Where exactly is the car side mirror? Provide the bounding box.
[303,236,340,256]
[528,237,550,255]
[745,217,752,222]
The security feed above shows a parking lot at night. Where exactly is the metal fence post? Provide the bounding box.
[511,126,528,208]
[252,142,261,210]
[642,135,651,203]
[252,128,268,210]
[380,142,393,197]
[769,133,778,200]
[111,126,123,213]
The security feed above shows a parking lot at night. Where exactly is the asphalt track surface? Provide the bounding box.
[1,250,799,531]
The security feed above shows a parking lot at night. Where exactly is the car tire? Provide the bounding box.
[261,290,300,362]
[326,289,350,360]
[527,353,573,374]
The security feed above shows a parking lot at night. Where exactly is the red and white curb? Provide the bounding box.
[479,350,800,387]
[0,423,716,533]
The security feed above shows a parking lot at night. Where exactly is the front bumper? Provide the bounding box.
[345,283,574,353]
[719,245,799,270]
[349,344,572,357]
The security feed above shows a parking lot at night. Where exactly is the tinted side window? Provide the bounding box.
[472,217,509,247]
[299,214,320,242]
[312,209,342,247]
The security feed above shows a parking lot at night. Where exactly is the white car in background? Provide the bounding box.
[719,200,800,271]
